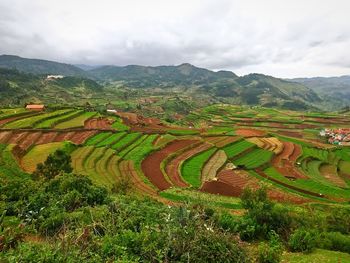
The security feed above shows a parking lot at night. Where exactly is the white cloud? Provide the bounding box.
[0,0,349,77]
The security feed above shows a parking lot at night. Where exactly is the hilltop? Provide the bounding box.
[0,55,324,110]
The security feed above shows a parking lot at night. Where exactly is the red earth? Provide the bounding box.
[84,118,112,129]
[141,139,197,190]
[235,128,266,137]
[165,142,210,187]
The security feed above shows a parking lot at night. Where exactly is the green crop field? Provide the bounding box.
[233,148,274,169]
[124,134,158,164]
[118,135,148,157]
[181,147,216,188]
[222,140,255,158]
[54,111,97,128]
[3,109,72,129]
[85,132,112,146]
[111,132,142,151]
[21,142,65,173]
[35,110,83,128]
[95,132,127,147]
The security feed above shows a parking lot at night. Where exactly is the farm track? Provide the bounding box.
[165,141,210,187]
[142,139,197,190]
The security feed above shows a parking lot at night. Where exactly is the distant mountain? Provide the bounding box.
[0,55,324,110]
[74,64,103,71]
[89,63,238,86]
[290,75,350,109]
[0,55,87,76]
[90,64,320,110]
[0,68,101,106]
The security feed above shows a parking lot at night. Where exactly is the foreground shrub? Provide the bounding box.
[258,231,283,263]
[239,187,293,240]
[288,228,317,253]
[318,231,350,254]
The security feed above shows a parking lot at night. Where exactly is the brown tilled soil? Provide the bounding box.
[36,132,58,144]
[69,131,97,145]
[202,169,309,204]
[0,131,13,144]
[235,128,266,137]
[276,130,303,138]
[141,139,197,190]
[272,142,307,179]
[165,142,209,187]
[19,132,42,151]
[7,132,29,144]
[54,131,76,142]
[119,160,158,197]
[201,180,242,196]
[84,118,112,129]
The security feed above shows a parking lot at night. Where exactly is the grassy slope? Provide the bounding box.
[21,142,65,173]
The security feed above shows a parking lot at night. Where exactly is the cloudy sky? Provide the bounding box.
[0,0,349,78]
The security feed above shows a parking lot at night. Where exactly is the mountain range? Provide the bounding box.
[0,54,348,110]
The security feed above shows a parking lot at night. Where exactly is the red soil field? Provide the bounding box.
[165,142,210,187]
[0,131,13,144]
[202,168,308,203]
[36,132,58,145]
[7,131,29,144]
[276,130,303,138]
[19,132,42,151]
[54,131,76,142]
[201,180,242,196]
[141,139,197,190]
[119,160,158,197]
[235,128,266,137]
[69,131,98,145]
[272,142,307,179]
[84,118,112,129]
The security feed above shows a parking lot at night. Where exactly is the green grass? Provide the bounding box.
[21,142,65,173]
[111,132,142,151]
[167,129,200,136]
[233,148,274,169]
[118,135,148,157]
[160,188,242,209]
[124,134,158,164]
[282,249,350,263]
[111,117,130,131]
[0,144,29,178]
[264,167,350,199]
[35,110,83,128]
[222,140,255,159]
[3,109,71,129]
[181,148,216,188]
[95,132,127,147]
[55,112,97,129]
[85,132,112,146]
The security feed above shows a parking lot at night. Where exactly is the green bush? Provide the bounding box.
[288,228,317,253]
[258,231,283,263]
[318,232,350,254]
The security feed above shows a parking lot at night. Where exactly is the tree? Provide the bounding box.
[34,149,72,180]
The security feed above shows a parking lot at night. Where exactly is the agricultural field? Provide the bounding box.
[2,104,350,262]
[1,104,350,205]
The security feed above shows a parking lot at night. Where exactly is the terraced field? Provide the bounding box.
[2,105,350,205]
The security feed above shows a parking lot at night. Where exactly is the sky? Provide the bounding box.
[0,0,349,78]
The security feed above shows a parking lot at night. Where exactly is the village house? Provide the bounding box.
[25,104,45,111]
